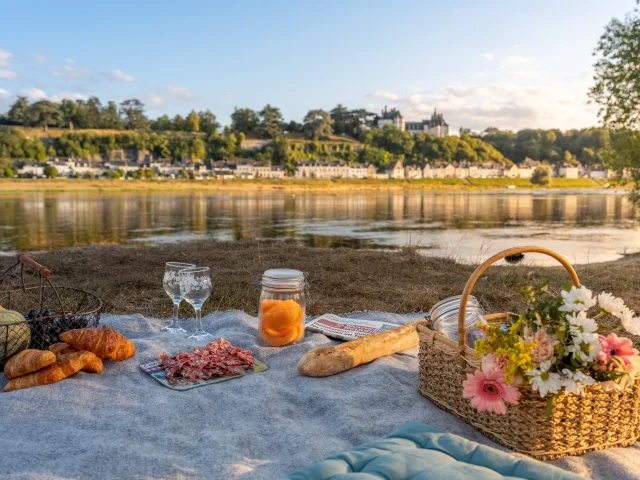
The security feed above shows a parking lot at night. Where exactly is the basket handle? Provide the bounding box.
[18,254,50,278]
[456,246,580,365]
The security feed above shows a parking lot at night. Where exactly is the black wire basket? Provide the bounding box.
[0,254,101,366]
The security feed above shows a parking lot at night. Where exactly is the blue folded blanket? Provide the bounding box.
[287,422,583,480]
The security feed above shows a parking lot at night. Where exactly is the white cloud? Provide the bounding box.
[0,48,17,80]
[32,54,48,64]
[110,69,135,82]
[367,91,400,101]
[366,78,598,133]
[145,95,166,107]
[0,88,11,105]
[50,59,91,78]
[21,88,48,101]
[166,86,194,99]
[501,55,535,67]
[20,88,87,102]
[483,53,495,61]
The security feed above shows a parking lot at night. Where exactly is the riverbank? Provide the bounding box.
[4,240,638,345]
[0,177,615,193]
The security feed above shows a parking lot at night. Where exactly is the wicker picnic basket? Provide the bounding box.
[417,246,640,461]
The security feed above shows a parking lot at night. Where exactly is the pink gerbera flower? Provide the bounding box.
[463,358,520,414]
[597,333,639,370]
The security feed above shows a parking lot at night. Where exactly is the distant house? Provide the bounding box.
[386,159,405,179]
[347,164,369,179]
[367,164,379,178]
[18,163,45,177]
[557,164,580,179]
[501,164,519,179]
[404,164,423,179]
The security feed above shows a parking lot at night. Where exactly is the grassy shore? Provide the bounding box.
[5,240,639,345]
[0,177,615,193]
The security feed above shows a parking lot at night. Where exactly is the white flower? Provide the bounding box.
[567,336,601,364]
[560,286,597,312]
[597,292,628,317]
[527,361,563,397]
[620,310,640,336]
[566,311,598,341]
[560,369,596,396]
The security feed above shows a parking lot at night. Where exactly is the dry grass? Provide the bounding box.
[3,241,640,345]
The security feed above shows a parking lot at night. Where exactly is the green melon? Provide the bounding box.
[0,310,31,361]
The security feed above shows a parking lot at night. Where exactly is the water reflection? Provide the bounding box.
[0,191,637,265]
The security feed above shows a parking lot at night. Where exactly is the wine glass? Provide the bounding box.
[163,262,196,334]
[179,267,213,341]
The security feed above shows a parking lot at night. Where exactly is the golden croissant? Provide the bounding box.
[4,351,92,392]
[60,325,135,361]
[4,349,56,380]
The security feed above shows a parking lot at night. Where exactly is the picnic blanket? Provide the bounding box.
[0,310,638,479]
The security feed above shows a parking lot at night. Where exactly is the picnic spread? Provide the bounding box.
[1,249,640,479]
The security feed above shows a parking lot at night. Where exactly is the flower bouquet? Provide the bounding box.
[417,246,640,460]
[463,284,640,415]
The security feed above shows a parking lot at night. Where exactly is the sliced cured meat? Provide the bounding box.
[158,338,256,384]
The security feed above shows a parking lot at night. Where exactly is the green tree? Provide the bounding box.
[330,104,350,135]
[152,114,172,131]
[302,109,334,140]
[192,137,206,159]
[102,101,124,129]
[172,115,185,131]
[43,166,58,178]
[46,145,56,158]
[285,120,303,133]
[59,99,78,129]
[359,146,389,168]
[563,150,579,165]
[85,97,103,128]
[119,99,148,130]
[72,100,89,129]
[7,96,30,125]
[4,167,14,178]
[363,125,413,156]
[230,108,259,134]
[185,110,200,132]
[257,104,284,139]
[198,110,219,134]
[530,166,552,186]
[26,101,62,132]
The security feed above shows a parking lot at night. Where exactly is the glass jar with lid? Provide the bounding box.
[258,268,306,347]
[429,295,486,348]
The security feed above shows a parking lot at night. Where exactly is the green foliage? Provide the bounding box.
[479,127,608,165]
[231,108,259,134]
[26,101,63,131]
[358,146,389,168]
[302,109,334,140]
[43,166,58,178]
[119,99,148,130]
[0,128,47,160]
[185,111,200,133]
[257,104,284,139]
[530,166,552,186]
[330,105,375,137]
[363,125,413,156]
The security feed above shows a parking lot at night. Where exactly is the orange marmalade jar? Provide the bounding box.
[258,269,306,347]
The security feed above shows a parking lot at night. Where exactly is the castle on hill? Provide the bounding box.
[375,106,449,138]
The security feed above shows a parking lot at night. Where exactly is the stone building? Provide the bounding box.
[375,107,449,138]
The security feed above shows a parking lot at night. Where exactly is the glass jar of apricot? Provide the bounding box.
[258,269,306,347]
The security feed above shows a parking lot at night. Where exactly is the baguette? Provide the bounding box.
[297,321,420,377]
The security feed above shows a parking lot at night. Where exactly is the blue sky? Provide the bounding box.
[0,0,635,132]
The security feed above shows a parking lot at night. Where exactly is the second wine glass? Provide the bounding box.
[179,266,213,341]
[163,262,196,334]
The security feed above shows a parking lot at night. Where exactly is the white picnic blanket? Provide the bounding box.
[0,311,638,479]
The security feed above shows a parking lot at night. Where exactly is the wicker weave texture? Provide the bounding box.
[418,324,640,460]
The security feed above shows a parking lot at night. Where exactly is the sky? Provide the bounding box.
[0,0,636,133]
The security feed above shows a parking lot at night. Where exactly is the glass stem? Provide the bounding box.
[195,307,203,332]
[172,301,180,325]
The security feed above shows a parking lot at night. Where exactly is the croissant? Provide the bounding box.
[4,349,56,380]
[81,351,104,373]
[4,351,91,392]
[49,343,78,357]
[60,325,136,361]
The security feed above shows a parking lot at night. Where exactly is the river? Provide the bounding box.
[0,190,637,265]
